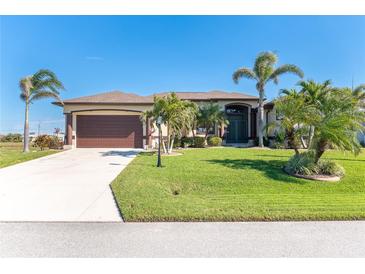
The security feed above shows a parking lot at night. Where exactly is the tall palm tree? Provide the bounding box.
[233,51,304,147]
[20,69,65,152]
[197,102,229,140]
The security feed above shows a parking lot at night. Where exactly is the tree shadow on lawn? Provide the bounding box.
[205,158,308,185]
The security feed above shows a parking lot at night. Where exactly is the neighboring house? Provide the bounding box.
[54,90,265,149]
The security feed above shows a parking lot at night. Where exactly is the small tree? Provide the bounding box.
[309,85,365,163]
[197,102,228,140]
[297,79,332,147]
[141,93,198,154]
[267,89,315,154]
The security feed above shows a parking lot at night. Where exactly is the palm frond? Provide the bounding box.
[269,64,304,84]
[19,77,33,101]
[353,84,365,100]
[232,68,256,84]
[29,91,63,105]
[253,51,278,78]
[32,69,65,91]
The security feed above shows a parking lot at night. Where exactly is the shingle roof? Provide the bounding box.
[150,90,258,101]
[59,90,258,105]
[61,91,152,104]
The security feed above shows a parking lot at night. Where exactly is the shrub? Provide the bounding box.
[49,136,63,149]
[361,140,365,148]
[193,136,205,148]
[317,160,345,176]
[286,151,317,175]
[172,136,181,148]
[33,135,52,150]
[207,136,222,146]
[181,136,193,148]
[273,131,285,149]
[1,133,23,142]
[286,150,345,177]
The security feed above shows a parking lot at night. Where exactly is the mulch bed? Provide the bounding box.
[283,166,342,182]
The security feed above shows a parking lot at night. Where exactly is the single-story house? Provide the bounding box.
[54,90,276,149]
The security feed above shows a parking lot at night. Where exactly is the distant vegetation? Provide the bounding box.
[1,133,23,143]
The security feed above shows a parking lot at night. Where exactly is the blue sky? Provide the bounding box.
[1,16,365,134]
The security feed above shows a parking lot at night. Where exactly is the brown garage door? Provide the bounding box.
[76,115,143,148]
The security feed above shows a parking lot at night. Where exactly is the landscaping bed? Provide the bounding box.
[111,148,365,222]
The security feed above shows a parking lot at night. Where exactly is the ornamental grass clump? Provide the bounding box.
[286,150,345,177]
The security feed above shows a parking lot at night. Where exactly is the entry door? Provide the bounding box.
[226,116,248,143]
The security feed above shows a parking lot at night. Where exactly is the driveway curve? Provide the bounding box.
[0,148,140,222]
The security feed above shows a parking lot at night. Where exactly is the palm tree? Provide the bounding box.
[140,92,198,154]
[54,127,61,138]
[267,89,315,154]
[197,102,229,140]
[233,51,304,147]
[20,69,65,152]
[352,84,365,107]
[298,80,334,147]
[310,86,365,163]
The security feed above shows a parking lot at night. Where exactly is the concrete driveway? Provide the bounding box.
[0,148,140,222]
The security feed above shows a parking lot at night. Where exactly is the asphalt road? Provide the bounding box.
[1,221,365,257]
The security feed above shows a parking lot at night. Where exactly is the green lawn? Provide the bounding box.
[0,142,60,168]
[111,147,365,221]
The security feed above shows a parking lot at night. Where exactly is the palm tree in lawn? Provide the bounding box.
[233,51,304,147]
[20,69,65,152]
[310,86,365,163]
[197,102,229,141]
[140,92,198,154]
[298,80,333,147]
[352,84,365,107]
[267,89,315,154]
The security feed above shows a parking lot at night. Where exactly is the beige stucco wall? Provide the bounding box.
[264,107,277,137]
[63,103,152,114]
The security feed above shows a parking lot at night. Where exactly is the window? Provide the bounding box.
[225,105,248,115]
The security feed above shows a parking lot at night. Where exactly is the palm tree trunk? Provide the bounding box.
[300,136,307,149]
[314,139,326,163]
[205,127,209,140]
[166,122,170,154]
[23,102,30,153]
[258,89,265,148]
[192,121,196,138]
[161,137,167,154]
[308,126,314,148]
[169,134,175,154]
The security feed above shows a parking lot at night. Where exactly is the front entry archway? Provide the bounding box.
[225,104,249,143]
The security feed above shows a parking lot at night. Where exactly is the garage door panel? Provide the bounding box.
[76,115,143,148]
